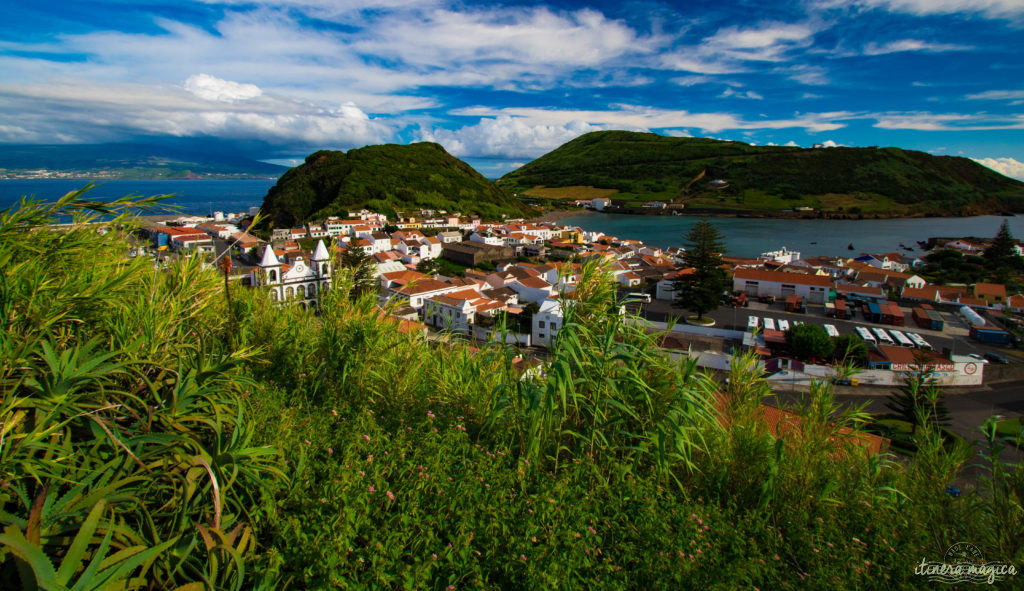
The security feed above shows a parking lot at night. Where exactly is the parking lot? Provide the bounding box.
[633,295,1018,361]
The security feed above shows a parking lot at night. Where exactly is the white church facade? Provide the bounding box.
[251,240,332,309]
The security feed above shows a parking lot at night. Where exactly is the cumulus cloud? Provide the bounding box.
[355,7,662,71]
[449,105,853,137]
[973,157,1024,181]
[184,74,262,102]
[0,78,391,149]
[419,116,607,158]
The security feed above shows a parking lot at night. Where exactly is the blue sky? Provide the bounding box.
[1,0,1023,179]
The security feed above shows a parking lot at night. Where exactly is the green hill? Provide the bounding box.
[260,142,533,227]
[499,131,1024,216]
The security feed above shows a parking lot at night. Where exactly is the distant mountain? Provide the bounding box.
[0,143,288,179]
[260,142,534,227]
[499,131,1024,217]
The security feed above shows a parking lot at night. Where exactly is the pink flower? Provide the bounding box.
[363,434,371,442]
[331,409,338,416]
[368,486,375,492]
[299,373,307,378]
[432,553,438,560]
[519,554,526,561]
[427,411,436,419]
[387,491,395,501]
[358,470,365,476]
[304,440,311,445]
[320,498,327,503]
[327,447,333,454]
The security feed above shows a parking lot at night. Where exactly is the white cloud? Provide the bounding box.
[862,39,971,55]
[973,157,1024,181]
[719,88,764,100]
[785,65,830,85]
[966,90,1024,101]
[849,0,1024,18]
[0,78,391,148]
[670,75,713,86]
[872,111,1024,130]
[355,7,662,71]
[665,129,693,137]
[784,140,800,146]
[419,116,607,158]
[184,74,262,102]
[660,21,821,75]
[819,139,842,147]
[451,105,853,134]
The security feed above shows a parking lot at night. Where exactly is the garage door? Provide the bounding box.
[781,285,796,297]
[807,290,825,304]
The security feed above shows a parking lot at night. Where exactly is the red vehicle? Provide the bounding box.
[731,292,748,308]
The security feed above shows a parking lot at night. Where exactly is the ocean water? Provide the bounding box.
[558,212,1024,259]
[0,179,277,216]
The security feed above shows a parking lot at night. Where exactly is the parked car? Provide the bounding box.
[967,353,989,364]
[984,352,1009,365]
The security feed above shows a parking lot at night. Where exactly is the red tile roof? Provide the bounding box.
[733,268,834,287]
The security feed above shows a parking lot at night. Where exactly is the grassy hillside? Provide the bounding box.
[260,142,533,227]
[2,192,1022,587]
[0,143,288,179]
[500,131,1024,216]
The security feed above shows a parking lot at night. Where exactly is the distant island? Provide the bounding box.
[259,142,534,228]
[0,143,289,180]
[499,131,1024,218]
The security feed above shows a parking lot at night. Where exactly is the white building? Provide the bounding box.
[253,239,332,310]
[532,299,564,347]
[759,247,800,264]
[732,268,832,304]
[591,197,612,211]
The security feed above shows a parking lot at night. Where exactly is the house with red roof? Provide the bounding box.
[732,268,832,304]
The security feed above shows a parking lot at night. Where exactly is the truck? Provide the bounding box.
[970,326,1011,345]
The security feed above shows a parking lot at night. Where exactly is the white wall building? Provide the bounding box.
[532,299,564,347]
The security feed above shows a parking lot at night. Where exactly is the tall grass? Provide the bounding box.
[2,191,1022,588]
[1,191,285,588]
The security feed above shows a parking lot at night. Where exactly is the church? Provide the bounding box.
[251,239,332,309]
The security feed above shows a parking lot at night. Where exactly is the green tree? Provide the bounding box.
[416,258,441,276]
[984,220,1022,281]
[786,323,835,360]
[339,244,377,298]
[833,333,868,365]
[673,220,727,320]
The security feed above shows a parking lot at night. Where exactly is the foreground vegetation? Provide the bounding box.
[499,131,1024,216]
[260,143,533,228]
[2,192,1022,588]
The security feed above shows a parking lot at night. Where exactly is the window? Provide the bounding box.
[538,321,546,328]
[539,333,545,339]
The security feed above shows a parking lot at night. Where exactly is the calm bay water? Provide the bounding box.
[559,212,1024,259]
[0,179,277,216]
[4,180,1019,259]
